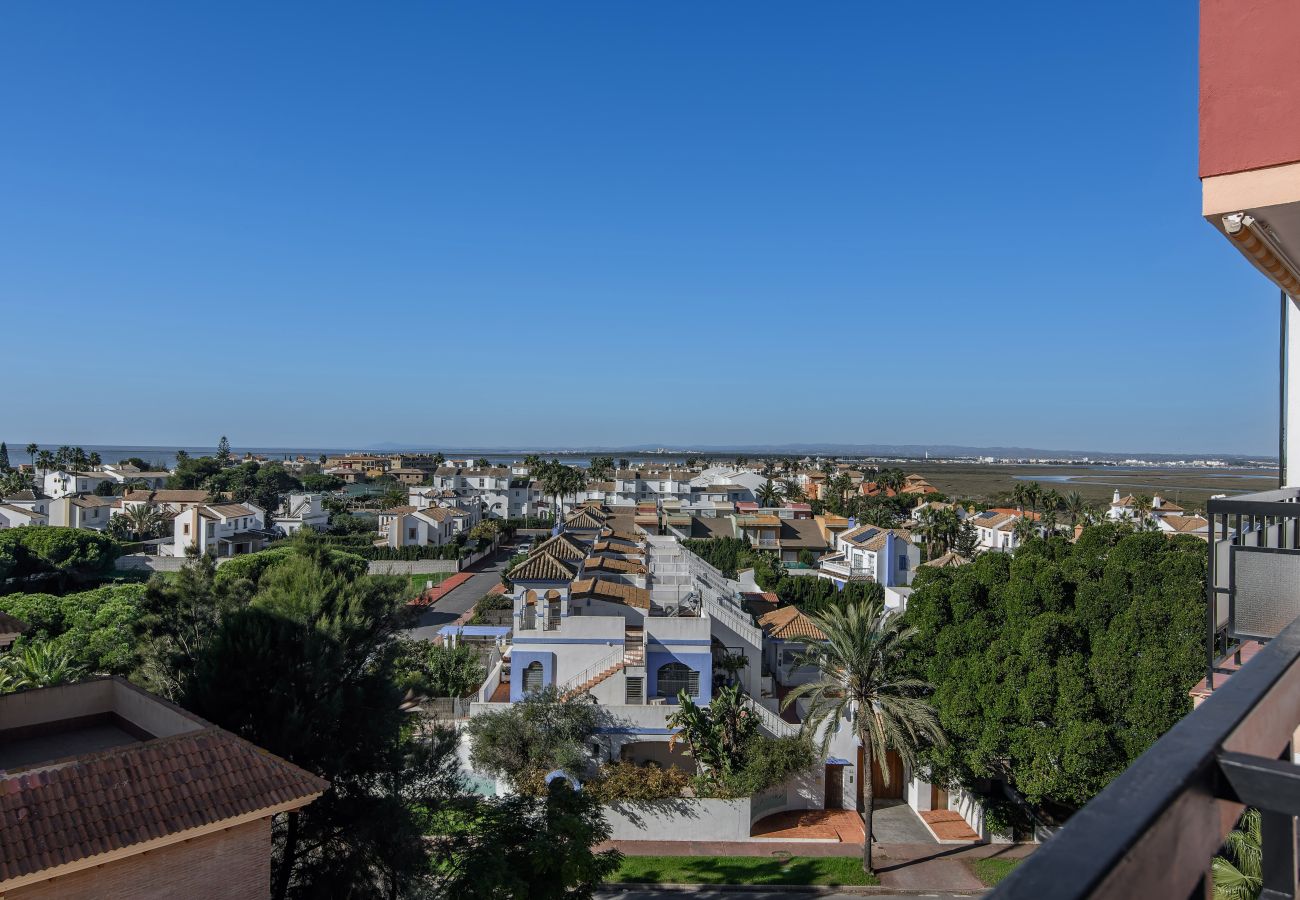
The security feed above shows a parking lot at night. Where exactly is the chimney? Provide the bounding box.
[1153,496,1163,509]
[1112,489,1121,504]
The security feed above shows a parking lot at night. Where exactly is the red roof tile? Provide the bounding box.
[0,727,327,884]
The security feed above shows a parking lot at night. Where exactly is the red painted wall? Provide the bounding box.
[1200,0,1300,178]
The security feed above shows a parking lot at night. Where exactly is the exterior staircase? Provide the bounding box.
[561,661,624,700]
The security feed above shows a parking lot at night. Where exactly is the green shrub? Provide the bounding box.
[699,735,816,799]
[586,762,690,802]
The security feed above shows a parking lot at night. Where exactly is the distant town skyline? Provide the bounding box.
[1,2,1279,454]
[3,438,1277,462]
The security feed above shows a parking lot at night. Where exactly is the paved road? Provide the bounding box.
[597,890,980,899]
[404,547,514,641]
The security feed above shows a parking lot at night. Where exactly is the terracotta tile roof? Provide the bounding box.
[758,605,826,641]
[582,555,648,575]
[0,726,327,886]
[972,511,1016,530]
[570,578,650,609]
[531,533,589,562]
[922,551,970,568]
[563,508,609,530]
[67,494,116,509]
[598,527,642,544]
[1161,514,1209,533]
[737,514,781,527]
[507,551,575,583]
[590,540,645,557]
[381,505,418,516]
[741,592,780,618]
[205,503,257,519]
[123,489,208,504]
[0,504,43,519]
[840,525,912,552]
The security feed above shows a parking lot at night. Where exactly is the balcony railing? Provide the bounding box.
[996,487,1300,899]
[1205,487,1300,691]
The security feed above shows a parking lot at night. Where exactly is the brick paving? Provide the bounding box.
[919,809,981,842]
[751,809,865,843]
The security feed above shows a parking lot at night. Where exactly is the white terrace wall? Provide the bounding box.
[603,798,752,842]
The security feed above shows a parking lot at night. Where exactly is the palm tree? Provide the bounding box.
[2,643,83,689]
[1064,491,1086,527]
[55,445,73,472]
[783,601,945,874]
[756,478,783,508]
[781,478,805,502]
[125,501,165,540]
[1013,515,1039,543]
[1040,489,1061,534]
[88,451,102,470]
[25,443,37,472]
[1212,807,1260,900]
[36,450,53,479]
[1012,483,1029,514]
[1024,482,1042,515]
[918,507,960,557]
[1133,494,1153,530]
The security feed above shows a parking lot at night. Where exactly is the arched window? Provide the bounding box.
[522,661,545,694]
[656,662,699,699]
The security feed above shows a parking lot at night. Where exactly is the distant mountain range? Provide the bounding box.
[365,441,1275,463]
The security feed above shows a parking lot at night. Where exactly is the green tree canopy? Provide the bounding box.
[467,687,600,792]
[902,524,1206,821]
[0,583,145,676]
[0,526,119,586]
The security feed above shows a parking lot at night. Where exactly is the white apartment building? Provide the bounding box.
[422,467,544,518]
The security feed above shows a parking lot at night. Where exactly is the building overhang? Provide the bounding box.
[1203,161,1300,298]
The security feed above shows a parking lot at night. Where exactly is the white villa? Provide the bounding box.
[167,501,267,557]
[967,510,1023,552]
[1107,490,1187,523]
[816,524,920,587]
[47,494,116,531]
[42,470,114,499]
[274,492,330,535]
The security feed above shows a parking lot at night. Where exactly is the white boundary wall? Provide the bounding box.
[603,798,752,841]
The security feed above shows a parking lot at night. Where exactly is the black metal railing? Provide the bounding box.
[1206,488,1300,691]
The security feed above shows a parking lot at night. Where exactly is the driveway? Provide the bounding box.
[403,546,514,641]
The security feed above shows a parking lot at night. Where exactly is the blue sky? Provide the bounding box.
[0,3,1277,455]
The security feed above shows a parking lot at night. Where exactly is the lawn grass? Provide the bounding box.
[611,855,878,886]
[970,856,1023,886]
[407,571,454,595]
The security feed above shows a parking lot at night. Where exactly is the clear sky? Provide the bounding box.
[0,2,1278,455]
